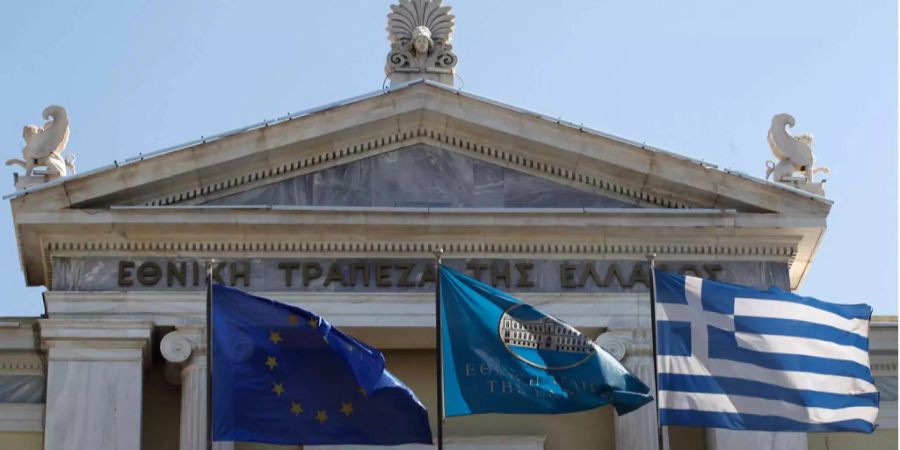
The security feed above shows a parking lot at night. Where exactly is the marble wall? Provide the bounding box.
[0,376,43,403]
[204,145,637,208]
[44,359,143,450]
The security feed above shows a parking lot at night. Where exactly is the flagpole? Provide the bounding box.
[647,254,666,450]
[433,248,445,450]
[206,260,214,450]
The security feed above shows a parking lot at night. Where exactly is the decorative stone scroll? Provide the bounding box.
[160,329,203,365]
[7,105,76,190]
[595,332,628,361]
[385,0,458,86]
[765,113,829,195]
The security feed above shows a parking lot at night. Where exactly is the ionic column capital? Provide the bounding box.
[161,328,206,364]
[161,327,207,386]
[595,327,654,365]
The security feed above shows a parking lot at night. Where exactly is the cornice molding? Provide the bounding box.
[44,239,797,258]
[0,354,44,374]
[38,320,154,366]
[0,404,44,432]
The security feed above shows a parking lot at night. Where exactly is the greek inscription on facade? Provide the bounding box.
[115,259,723,290]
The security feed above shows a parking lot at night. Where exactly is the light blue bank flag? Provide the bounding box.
[211,285,433,446]
[654,270,879,432]
[439,265,653,416]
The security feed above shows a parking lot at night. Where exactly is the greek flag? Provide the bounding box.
[654,270,879,433]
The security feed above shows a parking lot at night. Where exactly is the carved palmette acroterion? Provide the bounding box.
[386,0,457,76]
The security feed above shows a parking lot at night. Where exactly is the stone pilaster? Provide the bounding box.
[597,328,669,450]
[40,320,153,450]
[161,328,233,450]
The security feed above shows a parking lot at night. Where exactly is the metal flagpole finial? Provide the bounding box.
[434,247,444,264]
[206,258,218,279]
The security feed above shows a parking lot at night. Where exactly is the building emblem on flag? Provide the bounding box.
[498,304,596,370]
[441,265,653,416]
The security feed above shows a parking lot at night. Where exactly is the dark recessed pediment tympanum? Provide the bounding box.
[203,145,638,209]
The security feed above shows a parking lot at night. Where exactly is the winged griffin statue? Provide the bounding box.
[385,0,457,85]
[766,113,829,184]
[7,105,75,182]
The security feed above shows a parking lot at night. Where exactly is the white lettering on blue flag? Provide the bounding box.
[654,271,879,433]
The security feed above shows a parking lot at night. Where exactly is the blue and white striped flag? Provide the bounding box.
[654,270,879,433]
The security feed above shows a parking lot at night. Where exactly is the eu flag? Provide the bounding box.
[211,285,433,445]
[440,265,653,416]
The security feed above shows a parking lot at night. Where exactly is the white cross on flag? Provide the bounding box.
[653,270,879,432]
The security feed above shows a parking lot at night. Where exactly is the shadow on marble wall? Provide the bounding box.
[204,145,637,208]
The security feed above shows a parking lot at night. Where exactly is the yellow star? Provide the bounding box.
[308,317,318,328]
[272,382,284,397]
[269,331,282,345]
[288,315,299,326]
[290,402,303,416]
[315,410,328,424]
[265,356,277,371]
[340,402,354,416]
[358,387,368,397]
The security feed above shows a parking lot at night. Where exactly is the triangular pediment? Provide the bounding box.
[202,144,638,209]
[7,80,831,215]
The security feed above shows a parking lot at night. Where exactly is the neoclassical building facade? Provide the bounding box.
[0,2,896,450]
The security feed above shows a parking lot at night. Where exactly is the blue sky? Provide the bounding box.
[0,1,896,315]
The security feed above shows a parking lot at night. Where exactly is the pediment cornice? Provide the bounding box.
[8,82,830,216]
